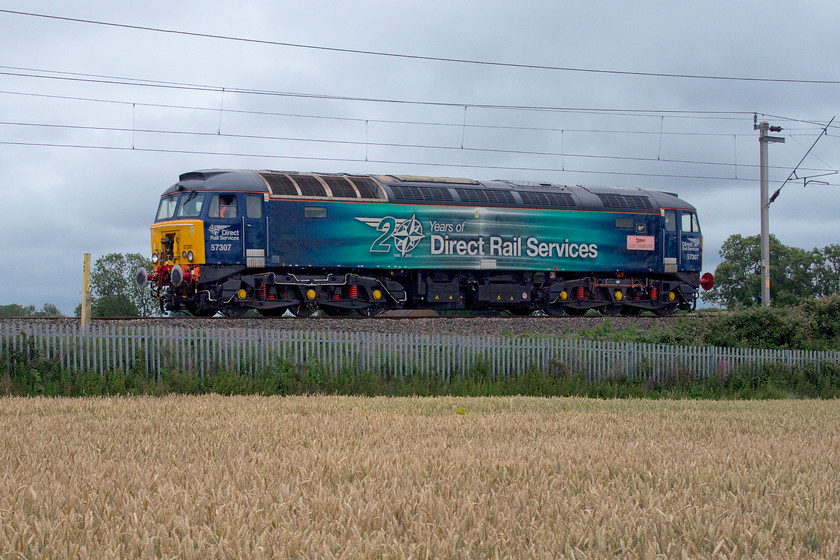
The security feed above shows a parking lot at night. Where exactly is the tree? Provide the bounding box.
[39,303,63,317]
[0,303,63,317]
[814,244,840,298]
[92,294,138,318]
[86,253,157,317]
[703,234,836,308]
[0,304,37,317]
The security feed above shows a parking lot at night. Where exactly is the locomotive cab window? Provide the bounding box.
[246,195,263,219]
[209,194,238,219]
[682,212,700,233]
[156,195,177,221]
[176,192,205,218]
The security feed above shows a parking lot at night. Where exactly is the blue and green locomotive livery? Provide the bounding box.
[138,170,713,316]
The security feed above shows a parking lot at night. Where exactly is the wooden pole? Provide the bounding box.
[81,253,92,331]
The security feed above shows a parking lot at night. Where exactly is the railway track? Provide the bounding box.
[2,313,690,338]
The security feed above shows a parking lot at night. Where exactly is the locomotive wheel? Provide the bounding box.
[192,308,217,317]
[543,305,566,317]
[508,307,533,317]
[258,308,288,317]
[358,305,386,317]
[619,306,642,316]
[185,302,217,317]
[289,303,317,317]
[600,304,622,316]
[564,307,588,316]
[221,306,247,318]
[654,304,676,316]
[322,306,353,317]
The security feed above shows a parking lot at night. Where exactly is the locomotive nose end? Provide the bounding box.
[699,272,714,291]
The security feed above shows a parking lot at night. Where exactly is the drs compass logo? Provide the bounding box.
[357,214,426,257]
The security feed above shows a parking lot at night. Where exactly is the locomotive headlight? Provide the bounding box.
[182,251,187,259]
[151,253,159,264]
[187,251,194,262]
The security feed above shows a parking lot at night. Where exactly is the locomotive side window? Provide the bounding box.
[208,195,238,219]
[246,195,263,218]
[304,206,327,218]
[156,195,177,221]
[176,192,204,217]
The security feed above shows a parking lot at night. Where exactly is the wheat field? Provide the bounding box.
[0,395,838,559]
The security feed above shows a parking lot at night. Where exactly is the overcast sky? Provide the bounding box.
[2,1,839,314]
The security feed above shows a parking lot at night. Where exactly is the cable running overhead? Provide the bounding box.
[3,9,840,85]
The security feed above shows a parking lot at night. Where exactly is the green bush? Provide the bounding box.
[591,298,840,351]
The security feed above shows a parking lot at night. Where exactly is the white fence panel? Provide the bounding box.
[2,321,840,384]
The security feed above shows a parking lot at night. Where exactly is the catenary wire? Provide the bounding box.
[3,119,835,175]
[0,65,755,118]
[0,87,761,135]
[3,9,840,85]
[2,138,823,186]
[2,73,838,185]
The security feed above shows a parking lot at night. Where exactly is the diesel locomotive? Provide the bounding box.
[137,170,714,317]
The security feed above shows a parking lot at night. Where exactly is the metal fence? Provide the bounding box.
[2,321,839,383]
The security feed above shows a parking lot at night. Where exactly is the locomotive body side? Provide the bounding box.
[140,170,711,317]
[264,198,663,274]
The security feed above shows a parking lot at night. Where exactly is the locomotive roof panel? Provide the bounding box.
[162,169,696,212]
[165,170,269,194]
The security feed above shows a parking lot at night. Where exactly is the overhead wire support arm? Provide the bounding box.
[768,116,836,205]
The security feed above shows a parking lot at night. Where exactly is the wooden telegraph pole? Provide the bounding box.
[81,253,92,330]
